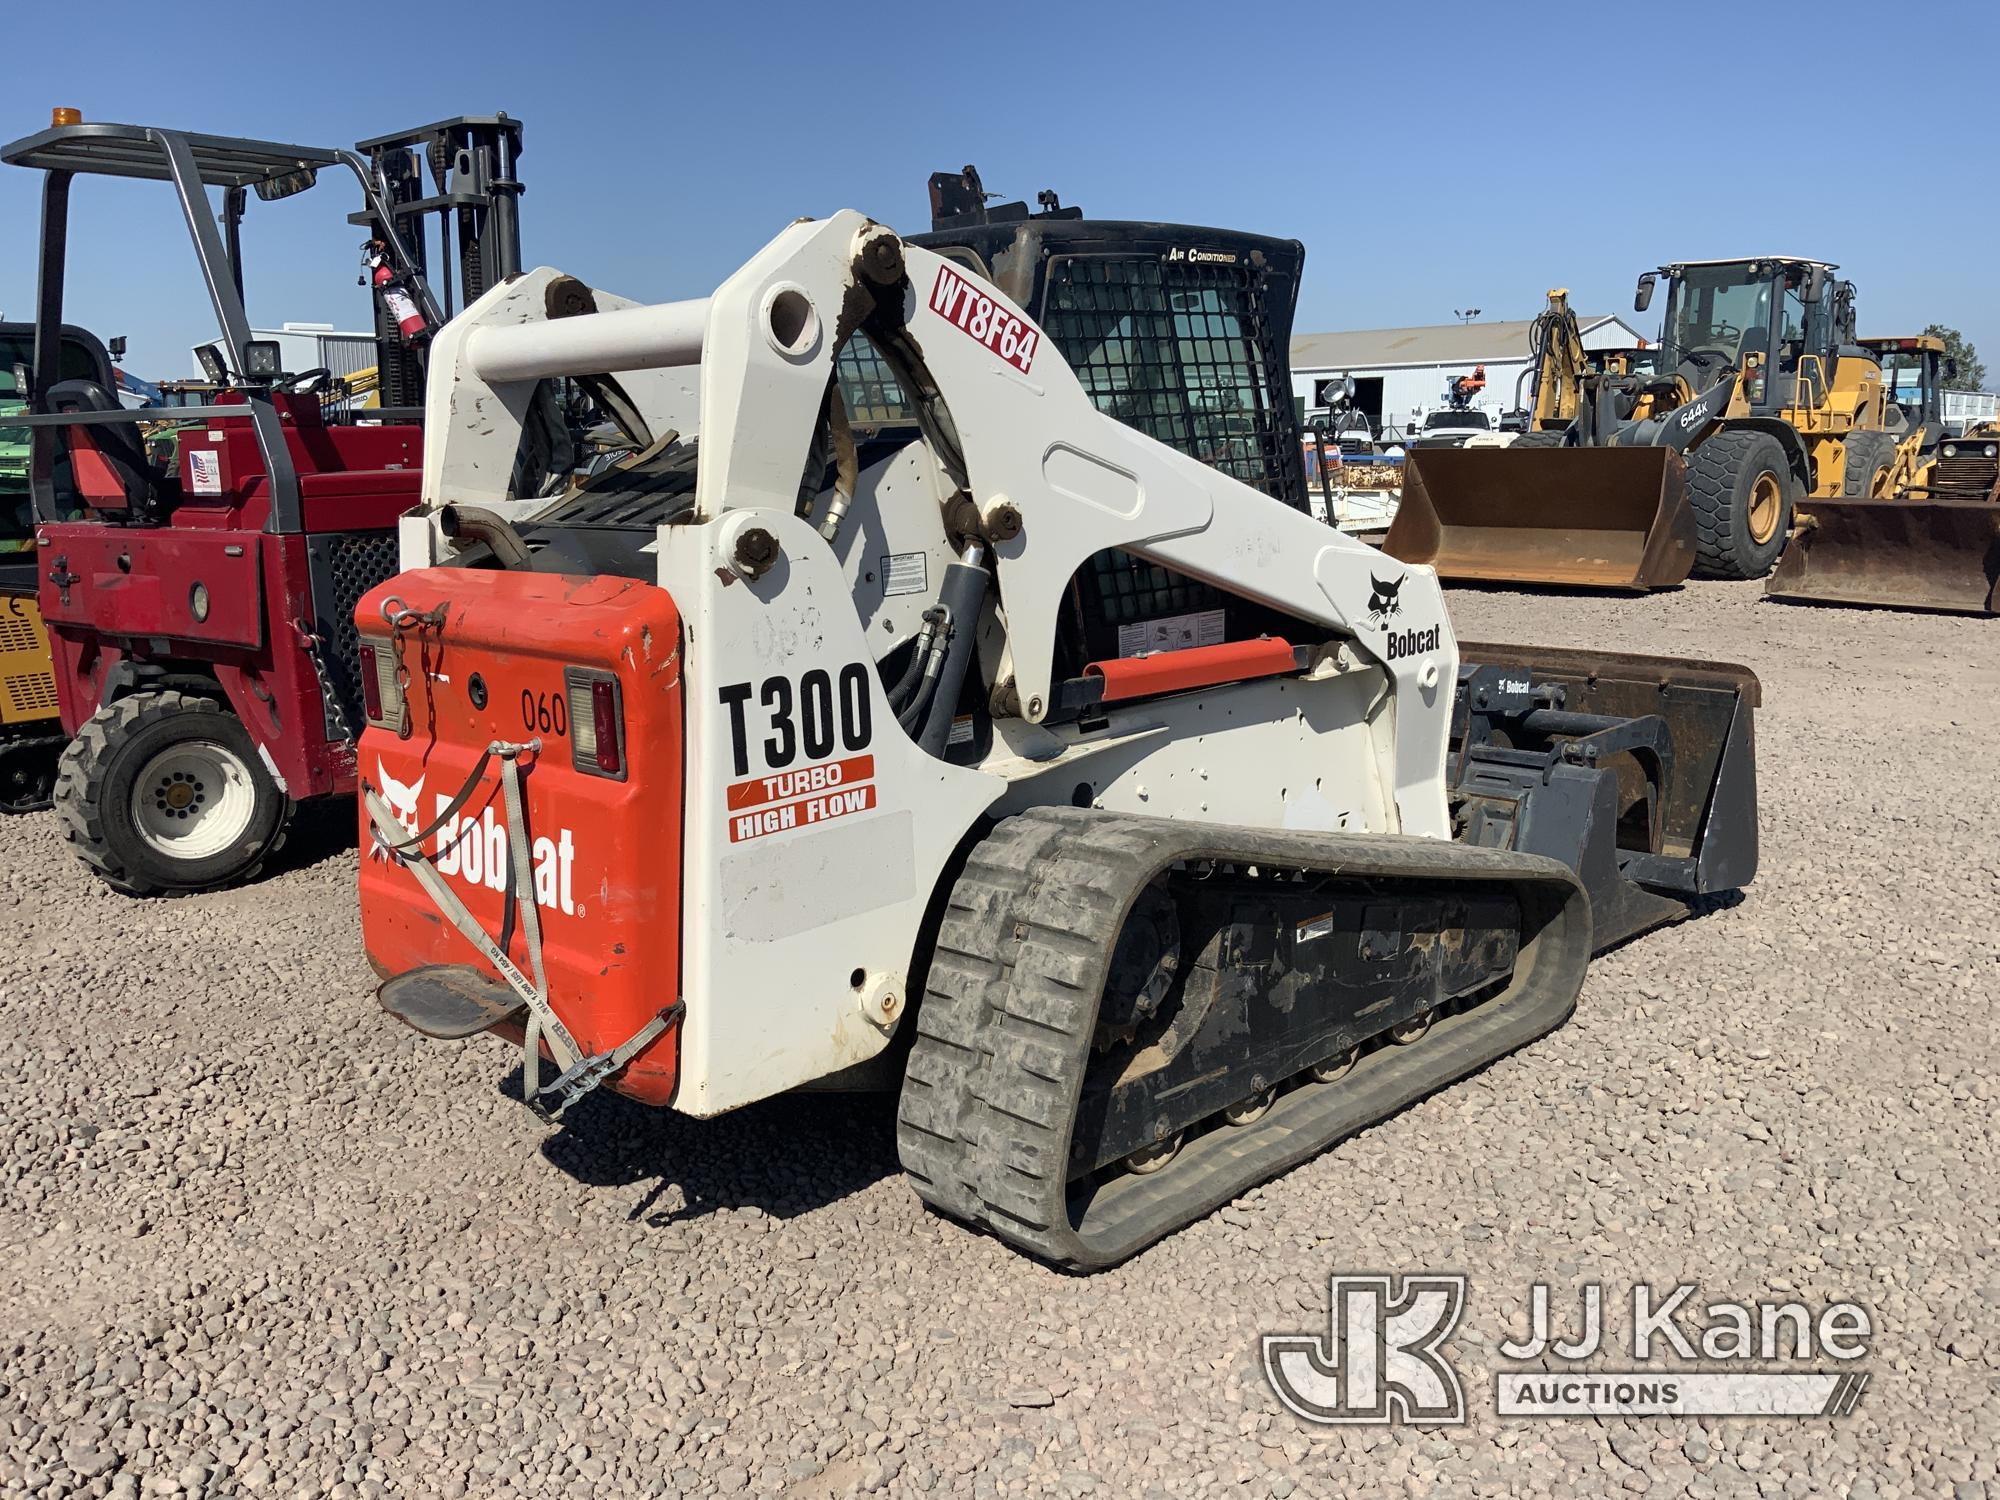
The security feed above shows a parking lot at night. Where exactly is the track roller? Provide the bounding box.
[1389,1008,1437,1044]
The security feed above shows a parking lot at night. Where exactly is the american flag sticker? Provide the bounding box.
[188,449,222,496]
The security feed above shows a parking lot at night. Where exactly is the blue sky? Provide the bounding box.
[5,1,1995,382]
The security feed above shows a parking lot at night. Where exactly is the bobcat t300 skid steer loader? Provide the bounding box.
[354,208,1760,1268]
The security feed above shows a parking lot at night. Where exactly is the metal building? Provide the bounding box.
[1291,313,1648,438]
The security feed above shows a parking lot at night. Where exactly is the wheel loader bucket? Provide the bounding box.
[1384,446,1696,590]
[1765,499,2000,614]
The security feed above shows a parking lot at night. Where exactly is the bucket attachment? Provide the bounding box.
[1766,500,2000,615]
[1385,446,1696,590]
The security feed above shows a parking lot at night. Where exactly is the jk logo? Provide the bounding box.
[1263,1274,1468,1425]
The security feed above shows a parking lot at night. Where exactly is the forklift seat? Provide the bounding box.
[47,379,180,516]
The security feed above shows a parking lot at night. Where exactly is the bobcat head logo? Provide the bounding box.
[369,759,424,861]
[1366,573,1404,624]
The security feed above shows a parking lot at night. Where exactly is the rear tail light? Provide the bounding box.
[565,667,627,780]
[359,640,403,730]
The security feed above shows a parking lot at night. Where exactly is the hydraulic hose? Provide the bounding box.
[885,608,944,712]
[896,624,951,733]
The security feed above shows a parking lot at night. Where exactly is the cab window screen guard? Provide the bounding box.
[1040,255,1285,498]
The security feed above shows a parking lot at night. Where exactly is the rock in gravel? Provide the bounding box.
[0,582,1995,1497]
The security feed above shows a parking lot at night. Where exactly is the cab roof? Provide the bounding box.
[0,122,339,188]
[1662,257,1839,272]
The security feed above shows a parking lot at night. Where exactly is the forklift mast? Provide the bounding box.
[352,117,525,411]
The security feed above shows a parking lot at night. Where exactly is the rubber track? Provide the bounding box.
[896,808,1593,1269]
[53,690,289,897]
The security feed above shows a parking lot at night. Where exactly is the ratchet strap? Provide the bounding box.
[362,740,677,1121]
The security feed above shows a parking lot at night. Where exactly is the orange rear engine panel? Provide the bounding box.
[355,568,685,1104]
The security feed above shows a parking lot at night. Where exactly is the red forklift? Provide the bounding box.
[3,111,527,893]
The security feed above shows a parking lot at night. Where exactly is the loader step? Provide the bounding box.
[896,808,1591,1270]
[378,964,527,1039]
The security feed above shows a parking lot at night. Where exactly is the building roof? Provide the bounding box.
[1292,315,1637,371]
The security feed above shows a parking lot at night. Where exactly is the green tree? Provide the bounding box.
[1923,323,1986,391]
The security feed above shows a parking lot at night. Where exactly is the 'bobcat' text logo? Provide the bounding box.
[1365,574,1405,625]
[1263,1274,1468,1425]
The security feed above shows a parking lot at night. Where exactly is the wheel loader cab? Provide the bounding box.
[1860,336,1948,452]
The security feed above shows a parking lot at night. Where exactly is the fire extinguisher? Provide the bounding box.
[361,239,429,344]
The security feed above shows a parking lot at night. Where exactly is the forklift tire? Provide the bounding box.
[53,690,290,897]
[1839,430,1899,499]
[1687,428,1796,580]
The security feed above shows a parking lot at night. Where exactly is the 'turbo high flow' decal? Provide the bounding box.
[726,754,878,843]
[931,265,1039,375]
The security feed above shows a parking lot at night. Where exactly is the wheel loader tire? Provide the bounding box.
[1840,429,1899,499]
[1511,430,1569,448]
[53,690,290,897]
[1687,428,1796,580]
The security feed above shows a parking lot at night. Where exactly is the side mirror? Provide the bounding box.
[254,164,318,201]
[108,335,128,364]
[1803,265,1828,303]
[242,340,283,383]
[1944,357,1961,383]
[1634,272,1657,313]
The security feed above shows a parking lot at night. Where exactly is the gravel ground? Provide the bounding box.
[2,580,1996,1499]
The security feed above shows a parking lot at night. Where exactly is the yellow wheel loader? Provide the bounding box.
[1387,259,1906,590]
[1765,338,2000,614]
